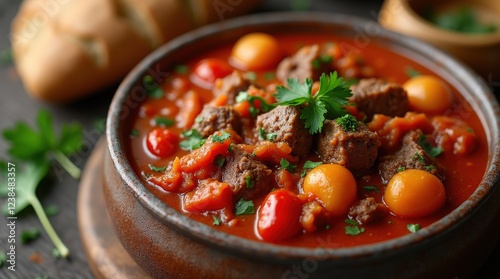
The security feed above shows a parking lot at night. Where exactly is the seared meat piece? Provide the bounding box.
[378,130,444,182]
[191,105,241,138]
[276,44,334,83]
[350,78,409,121]
[221,147,272,200]
[348,197,387,225]
[213,71,251,105]
[255,106,313,157]
[300,201,329,233]
[317,120,380,175]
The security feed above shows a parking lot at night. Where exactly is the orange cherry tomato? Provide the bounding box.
[146,128,179,158]
[303,164,357,216]
[384,169,446,218]
[191,58,233,89]
[230,32,282,70]
[403,75,454,114]
[256,189,303,242]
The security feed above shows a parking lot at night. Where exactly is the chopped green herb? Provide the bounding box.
[212,215,221,226]
[275,72,352,134]
[92,118,106,134]
[466,127,473,133]
[51,248,62,259]
[143,75,164,99]
[407,223,421,233]
[263,72,276,80]
[130,129,139,137]
[418,135,443,157]
[44,205,59,217]
[280,158,297,173]
[320,55,333,63]
[397,166,406,173]
[148,164,167,172]
[214,155,226,168]
[311,59,321,69]
[154,116,175,127]
[258,128,277,141]
[405,66,422,78]
[425,6,497,34]
[345,219,357,226]
[325,224,331,230]
[344,78,360,87]
[211,131,231,143]
[236,91,276,117]
[245,71,257,81]
[425,165,437,172]
[235,198,255,215]
[21,228,41,244]
[363,185,380,193]
[195,116,204,123]
[179,129,206,151]
[301,160,322,177]
[412,152,426,164]
[266,133,277,141]
[245,176,255,189]
[336,114,359,131]
[174,64,189,74]
[228,143,235,153]
[0,250,7,267]
[344,219,365,236]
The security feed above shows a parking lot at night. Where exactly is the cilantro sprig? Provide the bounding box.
[275,72,352,134]
[3,110,83,179]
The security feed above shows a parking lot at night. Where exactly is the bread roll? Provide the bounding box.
[11,0,261,103]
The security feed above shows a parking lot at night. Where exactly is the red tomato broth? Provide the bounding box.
[125,34,488,248]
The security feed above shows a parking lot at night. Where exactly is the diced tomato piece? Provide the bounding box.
[191,58,233,89]
[432,116,477,155]
[256,189,303,242]
[275,169,299,191]
[179,131,233,173]
[253,141,298,165]
[146,128,179,158]
[183,179,233,213]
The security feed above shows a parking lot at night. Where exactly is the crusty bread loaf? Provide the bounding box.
[11,0,261,103]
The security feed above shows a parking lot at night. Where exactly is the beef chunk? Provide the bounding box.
[317,120,380,174]
[348,197,387,224]
[378,130,444,182]
[213,71,251,105]
[350,78,409,120]
[300,201,328,233]
[276,44,333,83]
[255,106,313,157]
[191,105,241,138]
[221,147,272,200]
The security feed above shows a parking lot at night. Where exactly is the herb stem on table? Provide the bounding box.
[51,149,81,179]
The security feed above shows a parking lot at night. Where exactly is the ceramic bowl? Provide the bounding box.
[379,0,500,79]
[104,12,500,279]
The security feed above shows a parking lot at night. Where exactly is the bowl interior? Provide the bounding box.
[106,12,500,261]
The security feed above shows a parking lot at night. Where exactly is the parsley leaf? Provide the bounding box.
[153,117,175,127]
[245,176,255,189]
[234,198,255,215]
[301,160,322,177]
[407,223,421,233]
[211,131,231,143]
[418,135,443,157]
[363,186,380,193]
[275,72,352,134]
[2,110,83,179]
[405,66,422,78]
[336,114,359,131]
[212,215,221,226]
[258,128,277,141]
[21,228,41,244]
[148,164,167,172]
[236,91,276,117]
[174,64,189,74]
[344,219,365,236]
[179,129,206,151]
[143,75,164,99]
[280,158,297,173]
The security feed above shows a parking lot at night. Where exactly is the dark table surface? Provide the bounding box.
[0,0,499,278]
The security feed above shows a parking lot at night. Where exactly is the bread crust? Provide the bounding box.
[11,0,261,103]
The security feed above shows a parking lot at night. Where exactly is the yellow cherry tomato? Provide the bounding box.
[384,169,446,218]
[230,33,282,71]
[403,75,454,114]
[303,164,357,216]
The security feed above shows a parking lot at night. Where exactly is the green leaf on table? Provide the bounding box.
[21,228,41,244]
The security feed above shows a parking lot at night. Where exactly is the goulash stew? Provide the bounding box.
[126,33,487,247]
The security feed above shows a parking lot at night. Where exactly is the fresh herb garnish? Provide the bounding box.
[234,198,255,215]
[280,158,297,173]
[425,165,437,172]
[195,116,204,123]
[336,114,359,131]
[397,166,406,173]
[426,6,497,34]
[130,129,139,137]
[174,64,189,74]
[405,66,422,78]
[412,152,426,164]
[263,72,275,80]
[179,129,206,151]
[52,248,62,259]
[212,215,221,226]
[143,75,164,99]
[418,135,443,157]
[21,228,41,244]
[275,72,352,134]
[3,110,83,179]
[258,128,277,141]
[363,185,380,193]
[148,164,167,172]
[301,160,323,177]
[407,223,421,233]
[236,91,276,117]
[344,219,365,236]
[245,176,255,189]
[214,155,225,168]
[153,117,175,127]
[244,71,257,81]
[44,205,59,217]
[211,131,231,143]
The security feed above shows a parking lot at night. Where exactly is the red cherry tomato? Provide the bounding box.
[191,58,233,89]
[146,128,179,158]
[256,189,303,242]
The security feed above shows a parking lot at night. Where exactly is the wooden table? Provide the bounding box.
[0,0,499,278]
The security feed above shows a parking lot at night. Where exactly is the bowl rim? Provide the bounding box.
[106,11,500,260]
